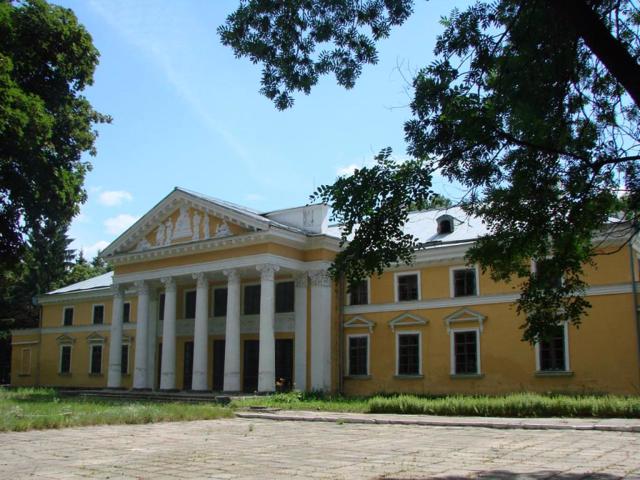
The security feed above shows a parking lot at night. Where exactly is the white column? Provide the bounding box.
[192,272,210,391]
[146,292,158,390]
[223,269,241,392]
[160,277,177,390]
[294,273,308,391]
[133,280,150,389]
[310,270,332,391]
[107,285,124,388]
[257,263,279,392]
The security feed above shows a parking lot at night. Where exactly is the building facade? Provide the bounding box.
[10,188,640,395]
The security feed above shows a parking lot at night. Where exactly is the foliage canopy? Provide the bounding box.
[223,0,640,342]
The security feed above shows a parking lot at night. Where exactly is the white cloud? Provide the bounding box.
[79,240,111,259]
[104,214,139,235]
[336,164,360,177]
[98,190,133,207]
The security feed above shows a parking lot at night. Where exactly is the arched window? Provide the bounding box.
[437,215,454,234]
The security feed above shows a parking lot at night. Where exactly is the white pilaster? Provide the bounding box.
[107,285,124,388]
[294,273,308,391]
[310,270,332,391]
[160,277,177,390]
[257,263,279,392]
[192,272,210,391]
[133,280,150,389]
[223,269,241,392]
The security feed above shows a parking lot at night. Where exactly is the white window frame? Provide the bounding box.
[395,330,422,376]
[346,278,371,306]
[449,328,481,375]
[212,286,228,318]
[346,333,370,376]
[242,282,261,315]
[89,343,103,375]
[535,322,570,372]
[92,303,105,325]
[20,348,31,375]
[123,302,131,323]
[62,306,74,326]
[59,344,72,374]
[183,288,197,319]
[394,271,421,303]
[449,265,480,298]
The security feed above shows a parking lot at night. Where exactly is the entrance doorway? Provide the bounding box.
[212,340,225,391]
[183,341,194,390]
[243,340,259,393]
[275,339,294,391]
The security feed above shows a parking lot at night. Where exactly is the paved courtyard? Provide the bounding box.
[1,418,639,479]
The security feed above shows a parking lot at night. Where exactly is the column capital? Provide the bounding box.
[192,272,209,289]
[309,270,332,288]
[111,284,125,298]
[257,263,280,281]
[134,280,149,295]
[294,272,308,288]
[223,269,240,283]
[161,276,176,293]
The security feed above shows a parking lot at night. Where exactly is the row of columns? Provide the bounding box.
[107,265,331,392]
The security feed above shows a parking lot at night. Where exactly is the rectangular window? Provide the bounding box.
[349,280,368,305]
[121,344,129,374]
[185,290,196,319]
[275,281,294,313]
[123,302,131,323]
[454,331,478,374]
[93,305,104,325]
[244,285,261,315]
[213,288,228,317]
[539,325,566,371]
[20,348,31,375]
[63,307,74,326]
[397,333,420,375]
[397,273,419,302]
[60,345,72,374]
[453,268,477,297]
[90,345,102,374]
[348,336,369,376]
[159,293,165,321]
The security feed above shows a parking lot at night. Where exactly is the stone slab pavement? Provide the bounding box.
[1,418,639,479]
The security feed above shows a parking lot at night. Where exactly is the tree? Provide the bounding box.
[0,0,109,272]
[221,0,640,342]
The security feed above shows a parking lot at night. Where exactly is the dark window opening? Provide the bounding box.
[454,269,477,297]
[213,288,228,317]
[349,280,368,305]
[244,285,261,315]
[539,326,566,371]
[90,345,102,374]
[121,344,129,374]
[275,282,294,313]
[438,219,453,234]
[348,336,368,376]
[93,305,104,325]
[63,308,74,326]
[454,331,478,374]
[185,290,196,319]
[60,345,71,373]
[123,303,130,323]
[397,274,419,301]
[397,333,420,375]
[159,294,165,321]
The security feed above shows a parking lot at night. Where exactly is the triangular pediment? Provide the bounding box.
[389,313,428,331]
[102,188,271,257]
[87,332,106,343]
[56,334,75,345]
[344,316,375,332]
[444,308,486,332]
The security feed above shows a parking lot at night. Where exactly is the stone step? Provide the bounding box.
[58,389,256,404]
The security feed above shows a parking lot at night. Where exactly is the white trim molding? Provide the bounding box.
[449,265,480,298]
[394,271,422,303]
[345,333,370,377]
[444,308,486,334]
[344,315,375,333]
[389,312,429,332]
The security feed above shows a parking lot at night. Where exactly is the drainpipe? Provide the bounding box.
[337,275,346,396]
[629,238,640,388]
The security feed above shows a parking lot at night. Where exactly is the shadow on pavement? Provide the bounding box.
[383,471,624,479]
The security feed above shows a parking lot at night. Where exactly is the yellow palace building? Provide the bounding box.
[10,187,640,395]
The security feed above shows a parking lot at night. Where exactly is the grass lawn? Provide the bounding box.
[232,391,640,418]
[0,388,233,432]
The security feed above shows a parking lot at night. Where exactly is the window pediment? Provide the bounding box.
[87,332,106,344]
[444,308,486,333]
[56,334,75,345]
[389,313,428,332]
[344,316,375,332]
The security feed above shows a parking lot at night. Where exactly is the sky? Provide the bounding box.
[53,0,470,258]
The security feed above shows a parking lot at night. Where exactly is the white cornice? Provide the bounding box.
[345,282,635,315]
